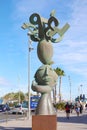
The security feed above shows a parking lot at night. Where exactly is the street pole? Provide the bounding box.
[78,86,80,96]
[21,23,33,119]
[80,84,83,95]
[27,35,33,119]
[68,76,71,102]
[18,75,20,104]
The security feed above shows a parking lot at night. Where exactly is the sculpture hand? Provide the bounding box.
[32,80,52,93]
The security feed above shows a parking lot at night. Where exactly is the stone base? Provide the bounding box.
[32,115,57,130]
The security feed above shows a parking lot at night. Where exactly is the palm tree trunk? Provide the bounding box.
[54,85,57,104]
[59,76,62,102]
[53,85,56,104]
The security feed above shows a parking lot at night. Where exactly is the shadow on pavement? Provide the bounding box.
[57,114,87,124]
[0,126,32,130]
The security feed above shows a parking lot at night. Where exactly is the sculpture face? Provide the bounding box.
[35,65,58,86]
[37,40,53,64]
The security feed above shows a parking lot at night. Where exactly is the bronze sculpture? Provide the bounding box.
[22,10,70,115]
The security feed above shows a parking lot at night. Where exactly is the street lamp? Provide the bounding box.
[68,76,71,102]
[17,75,20,104]
[27,33,34,119]
[80,84,83,95]
[21,24,34,119]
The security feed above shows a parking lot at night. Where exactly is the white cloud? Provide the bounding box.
[12,0,54,20]
[71,0,87,24]
[68,0,87,40]
[0,77,11,87]
[53,39,87,79]
[54,3,87,73]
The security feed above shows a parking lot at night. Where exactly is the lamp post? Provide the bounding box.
[78,86,80,96]
[21,24,34,119]
[18,75,20,104]
[68,76,71,102]
[80,84,83,95]
[27,34,33,119]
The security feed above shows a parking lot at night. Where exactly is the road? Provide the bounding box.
[0,112,27,122]
[0,110,87,130]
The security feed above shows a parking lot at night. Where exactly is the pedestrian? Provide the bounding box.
[70,102,74,113]
[75,104,80,116]
[65,102,70,119]
[80,103,83,114]
[85,103,87,111]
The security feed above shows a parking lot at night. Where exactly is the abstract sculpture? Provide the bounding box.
[22,10,70,115]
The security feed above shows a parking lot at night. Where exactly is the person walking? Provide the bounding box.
[75,103,80,116]
[85,103,87,111]
[80,103,83,114]
[70,102,74,113]
[65,102,70,119]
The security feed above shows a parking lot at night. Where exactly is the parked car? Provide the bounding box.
[0,104,10,112]
[10,104,28,114]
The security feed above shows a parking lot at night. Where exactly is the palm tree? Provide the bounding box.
[54,67,65,102]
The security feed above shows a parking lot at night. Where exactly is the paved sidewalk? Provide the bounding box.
[0,111,87,130]
[0,117,32,130]
[57,111,87,130]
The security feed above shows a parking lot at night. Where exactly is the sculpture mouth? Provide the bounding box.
[42,77,51,83]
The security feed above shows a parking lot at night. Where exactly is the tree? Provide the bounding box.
[14,91,25,103]
[3,91,25,104]
[54,67,65,102]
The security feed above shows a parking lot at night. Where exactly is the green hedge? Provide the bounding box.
[54,102,65,110]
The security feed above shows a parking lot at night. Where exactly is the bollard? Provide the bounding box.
[5,111,8,123]
[16,112,18,120]
[24,111,27,119]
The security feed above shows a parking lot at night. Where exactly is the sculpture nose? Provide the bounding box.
[45,67,49,75]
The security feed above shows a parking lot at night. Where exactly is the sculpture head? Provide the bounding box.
[37,39,53,64]
[34,65,58,87]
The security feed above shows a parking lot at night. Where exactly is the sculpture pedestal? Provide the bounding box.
[32,115,57,130]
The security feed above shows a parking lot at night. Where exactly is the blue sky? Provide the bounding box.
[0,0,87,101]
